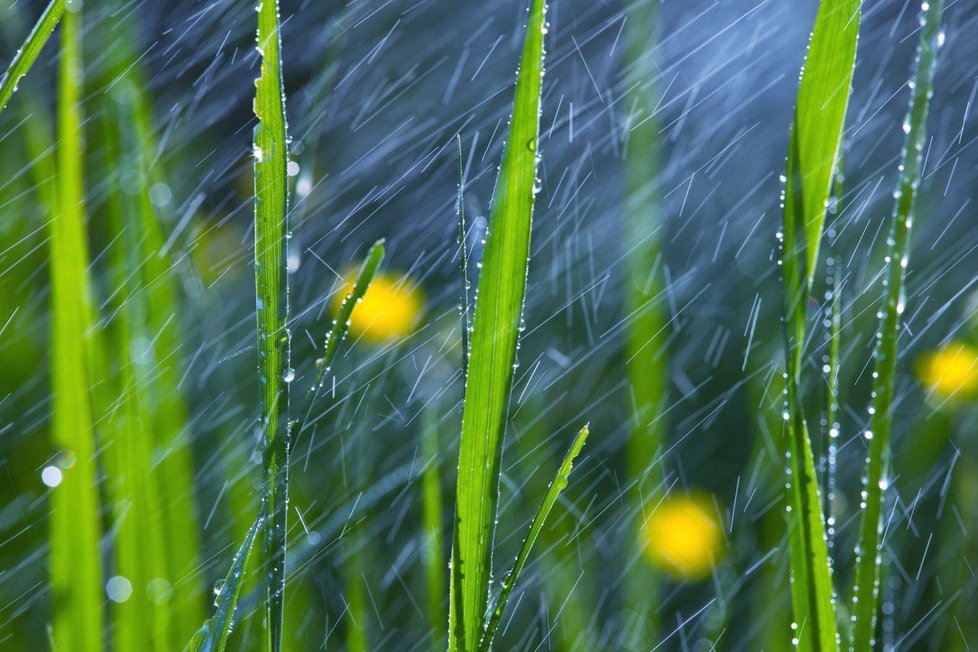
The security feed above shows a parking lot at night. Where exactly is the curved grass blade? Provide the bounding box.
[185,510,266,652]
[779,0,860,649]
[479,424,590,652]
[621,0,668,644]
[850,2,944,648]
[449,0,547,648]
[48,5,104,650]
[304,239,385,405]
[0,0,64,114]
[253,0,291,649]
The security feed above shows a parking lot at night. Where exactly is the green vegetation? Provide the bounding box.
[47,5,103,649]
[850,1,945,648]
[778,0,860,648]
[448,0,573,649]
[0,0,966,649]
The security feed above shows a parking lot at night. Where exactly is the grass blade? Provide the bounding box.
[306,239,385,402]
[47,4,103,651]
[186,510,266,652]
[253,0,291,649]
[449,0,547,648]
[104,21,206,643]
[621,0,668,644]
[421,406,447,644]
[779,0,860,649]
[100,85,173,651]
[850,2,944,648]
[480,424,590,651]
[0,0,64,114]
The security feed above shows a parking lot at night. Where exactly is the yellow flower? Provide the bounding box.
[917,341,978,400]
[333,269,423,343]
[641,493,723,581]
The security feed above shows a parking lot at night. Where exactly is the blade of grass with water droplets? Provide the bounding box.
[47,5,103,651]
[186,510,266,652]
[850,2,944,648]
[0,0,64,114]
[448,0,547,648]
[779,0,859,649]
[479,424,590,652]
[254,0,291,649]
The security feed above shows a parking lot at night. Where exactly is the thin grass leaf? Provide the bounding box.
[253,0,291,649]
[479,424,590,651]
[185,510,266,652]
[850,2,944,648]
[779,1,860,649]
[457,134,470,377]
[513,402,599,652]
[622,0,667,644]
[449,1,547,649]
[47,5,103,651]
[101,19,206,642]
[100,83,173,652]
[421,406,447,644]
[0,0,64,114]
[305,239,385,404]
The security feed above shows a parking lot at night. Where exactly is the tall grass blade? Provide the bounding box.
[48,4,103,650]
[479,424,590,651]
[621,0,667,644]
[101,85,172,652]
[253,0,291,649]
[779,0,859,649]
[421,406,446,644]
[185,510,266,652]
[0,0,64,114]
[103,19,206,642]
[449,0,547,648]
[850,2,944,648]
[457,134,471,376]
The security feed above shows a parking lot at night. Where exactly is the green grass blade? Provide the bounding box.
[185,510,266,652]
[784,0,860,290]
[0,0,64,114]
[621,0,667,644]
[99,84,173,652]
[105,21,206,642]
[421,406,446,644]
[47,5,103,651]
[253,0,291,649]
[449,0,547,648]
[457,134,471,376]
[779,1,860,649]
[850,2,944,648]
[480,424,590,651]
[306,239,385,401]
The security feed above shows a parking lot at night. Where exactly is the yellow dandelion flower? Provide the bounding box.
[333,269,423,343]
[916,341,978,400]
[641,492,723,581]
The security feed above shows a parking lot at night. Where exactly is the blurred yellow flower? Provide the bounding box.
[917,341,978,400]
[641,493,723,581]
[333,269,423,343]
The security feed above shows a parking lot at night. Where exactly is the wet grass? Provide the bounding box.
[850,1,945,648]
[0,0,966,649]
[778,0,860,648]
